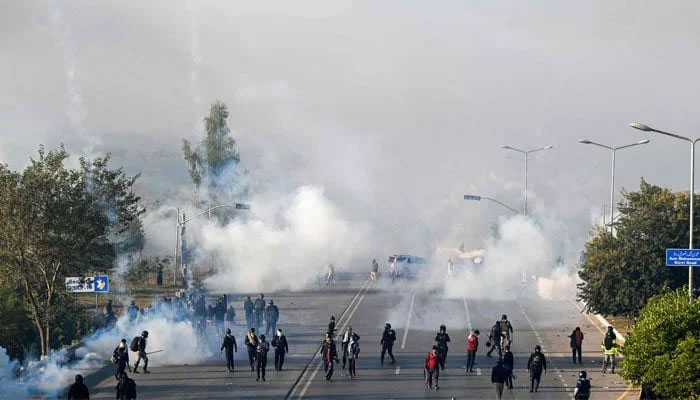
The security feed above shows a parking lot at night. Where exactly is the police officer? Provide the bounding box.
[380,323,397,364]
[244,296,254,329]
[574,371,591,400]
[220,328,238,372]
[133,331,149,374]
[434,325,450,370]
[265,300,279,337]
[245,328,259,372]
[271,329,289,371]
[487,320,503,358]
[255,334,270,382]
[601,326,619,374]
[113,339,131,378]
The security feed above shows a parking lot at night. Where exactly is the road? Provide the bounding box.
[84,273,634,399]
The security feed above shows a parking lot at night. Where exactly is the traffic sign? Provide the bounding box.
[666,249,700,266]
[93,275,109,292]
[65,275,109,292]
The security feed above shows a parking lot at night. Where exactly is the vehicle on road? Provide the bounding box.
[387,255,428,279]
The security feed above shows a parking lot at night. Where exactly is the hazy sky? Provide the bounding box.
[2,0,700,252]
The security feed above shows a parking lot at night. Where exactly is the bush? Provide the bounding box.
[621,288,700,399]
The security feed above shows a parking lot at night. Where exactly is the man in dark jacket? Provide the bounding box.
[244,296,254,329]
[245,328,259,372]
[67,374,90,400]
[220,328,238,372]
[132,331,149,374]
[327,315,336,335]
[434,325,450,370]
[574,370,591,400]
[502,345,514,389]
[487,321,503,358]
[115,372,137,400]
[491,359,509,400]
[113,339,131,378]
[265,300,279,337]
[380,323,397,364]
[320,333,339,381]
[527,345,547,393]
[255,335,270,381]
[271,329,289,371]
[254,294,266,330]
[569,327,584,364]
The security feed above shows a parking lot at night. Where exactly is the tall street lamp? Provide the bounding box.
[501,145,554,215]
[464,194,519,214]
[630,122,698,301]
[578,138,649,230]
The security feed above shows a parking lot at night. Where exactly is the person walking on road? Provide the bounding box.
[67,374,90,400]
[341,326,359,371]
[115,372,137,400]
[527,345,547,393]
[380,323,397,364]
[245,328,259,372]
[348,334,360,379]
[499,314,513,349]
[244,296,254,329]
[574,370,591,400]
[370,259,379,280]
[434,325,451,370]
[112,339,131,378]
[491,359,509,400]
[272,329,289,371]
[255,334,270,381]
[221,328,238,372]
[132,331,149,374]
[487,320,503,359]
[502,345,514,389]
[326,263,336,285]
[466,329,480,373]
[254,294,266,330]
[601,326,619,374]
[265,300,279,337]
[321,333,339,381]
[569,326,584,364]
[424,345,441,390]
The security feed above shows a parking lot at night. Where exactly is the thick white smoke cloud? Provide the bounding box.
[201,185,368,292]
[0,347,27,399]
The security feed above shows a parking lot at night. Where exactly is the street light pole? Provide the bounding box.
[464,194,519,214]
[501,145,553,215]
[630,122,697,301]
[578,138,649,231]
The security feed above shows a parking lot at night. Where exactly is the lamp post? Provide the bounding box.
[464,194,519,214]
[630,122,698,301]
[577,138,649,231]
[501,145,554,215]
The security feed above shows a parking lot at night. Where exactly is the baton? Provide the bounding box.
[147,350,164,355]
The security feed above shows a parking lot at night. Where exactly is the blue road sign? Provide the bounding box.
[93,275,109,292]
[666,249,700,266]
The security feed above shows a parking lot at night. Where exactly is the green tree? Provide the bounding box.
[182,100,241,190]
[578,179,689,317]
[0,146,142,357]
[620,288,700,399]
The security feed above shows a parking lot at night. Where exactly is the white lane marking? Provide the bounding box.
[297,281,373,399]
[401,293,415,349]
[463,297,472,331]
[476,368,482,376]
[395,366,400,375]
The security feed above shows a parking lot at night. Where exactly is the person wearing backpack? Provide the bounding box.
[526,345,547,393]
[115,372,137,400]
[574,370,591,399]
[112,339,131,378]
[601,326,619,374]
[131,331,149,374]
[434,325,451,370]
[487,321,503,358]
[348,334,360,379]
[569,327,584,364]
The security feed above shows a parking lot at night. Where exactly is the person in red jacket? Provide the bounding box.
[466,329,480,373]
[424,345,441,390]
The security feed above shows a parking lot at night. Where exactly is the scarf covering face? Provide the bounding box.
[248,332,256,343]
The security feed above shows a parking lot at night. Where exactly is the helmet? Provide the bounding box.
[579,371,587,378]
[439,325,446,332]
[142,330,149,337]
[502,314,507,320]
[226,328,231,334]
[75,374,83,382]
[385,323,391,329]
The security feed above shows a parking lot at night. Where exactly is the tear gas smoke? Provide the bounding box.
[0,347,27,399]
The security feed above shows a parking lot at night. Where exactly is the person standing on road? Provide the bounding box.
[272,329,289,371]
[66,374,90,400]
[487,320,503,358]
[502,345,514,389]
[326,263,336,285]
[424,345,441,390]
[491,359,509,399]
[341,326,359,371]
[569,327,584,364]
[446,258,454,279]
[255,334,270,382]
[265,300,279,337]
[115,372,137,400]
[499,315,513,349]
[327,315,336,336]
[434,325,451,370]
[320,333,339,381]
[245,328,259,372]
[370,259,379,280]
[221,328,238,372]
[380,323,397,364]
[132,331,149,374]
[466,329,480,373]
[348,334,360,379]
[127,301,139,323]
[601,326,619,374]
[244,296,254,329]
[112,339,131,378]
[254,294,266,330]
[527,345,547,393]
[574,370,591,400]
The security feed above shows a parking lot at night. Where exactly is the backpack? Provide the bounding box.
[130,336,140,352]
[604,333,615,350]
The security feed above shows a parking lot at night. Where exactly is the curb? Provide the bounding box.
[574,300,626,344]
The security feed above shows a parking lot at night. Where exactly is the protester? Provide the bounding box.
[265,300,279,337]
[348,333,360,379]
[254,294,266,330]
[574,370,591,400]
[527,345,547,393]
[502,345,514,389]
[320,333,339,381]
[115,372,137,400]
[491,359,509,399]
[112,339,131,378]
[255,334,270,382]
[434,325,451,370]
[466,329,480,373]
[245,328,259,372]
[221,328,238,372]
[370,259,379,280]
[66,374,90,400]
[380,323,397,364]
[132,330,149,374]
[486,320,503,358]
[244,296,254,329]
[272,329,289,371]
[569,326,584,364]
[424,345,440,390]
[499,315,514,348]
[341,326,360,371]
[327,315,336,335]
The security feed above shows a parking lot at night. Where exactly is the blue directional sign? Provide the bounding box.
[666,249,700,266]
[93,275,109,292]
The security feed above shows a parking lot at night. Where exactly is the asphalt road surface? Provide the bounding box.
[85,273,634,399]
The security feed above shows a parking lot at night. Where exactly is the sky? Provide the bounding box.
[2,0,700,257]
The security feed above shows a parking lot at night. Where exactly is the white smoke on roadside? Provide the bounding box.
[201,185,368,293]
[0,347,27,399]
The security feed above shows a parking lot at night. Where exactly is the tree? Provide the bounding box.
[182,100,242,191]
[0,146,142,357]
[578,179,690,317]
[620,288,700,399]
